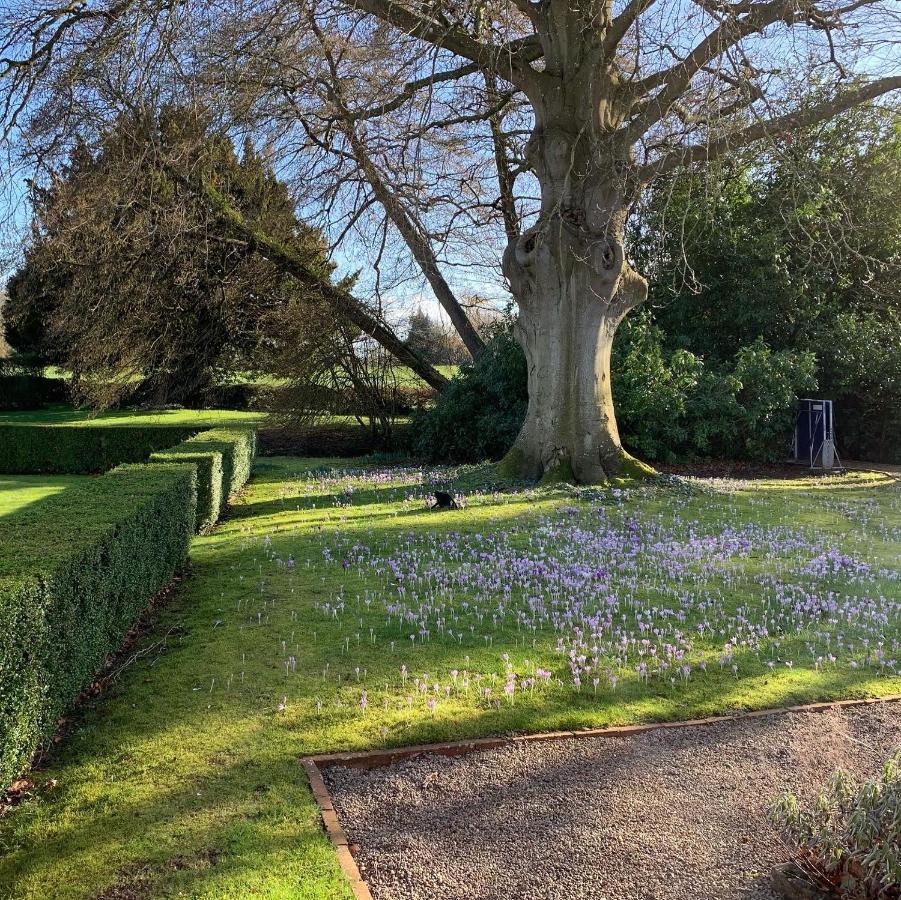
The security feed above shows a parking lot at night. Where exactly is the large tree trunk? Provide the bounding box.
[501,110,651,483]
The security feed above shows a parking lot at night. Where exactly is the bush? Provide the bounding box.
[614,316,816,462]
[0,423,256,527]
[0,424,198,474]
[185,427,256,501]
[0,355,69,411]
[202,383,269,411]
[413,323,814,466]
[410,333,527,463]
[151,443,224,532]
[817,312,901,463]
[0,374,68,411]
[0,463,197,791]
[770,752,901,898]
[731,338,817,460]
[613,315,740,461]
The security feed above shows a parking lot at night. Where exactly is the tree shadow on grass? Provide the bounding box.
[1,459,897,899]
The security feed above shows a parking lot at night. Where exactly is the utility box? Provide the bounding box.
[794,399,838,469]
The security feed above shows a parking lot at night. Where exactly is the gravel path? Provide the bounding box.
[325,704,901,900]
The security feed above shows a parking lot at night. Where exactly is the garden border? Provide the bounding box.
[301,694,901,900]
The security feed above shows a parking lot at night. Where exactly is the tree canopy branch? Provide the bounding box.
[348,60,482,121]
[172,167,450,392]
[626,0,875,138]
[345,0,540,85]
[638,75,901,181]
[602,0,661,56]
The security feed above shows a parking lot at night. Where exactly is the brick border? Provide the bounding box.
[302,757,374,900]
[302,694,901,900]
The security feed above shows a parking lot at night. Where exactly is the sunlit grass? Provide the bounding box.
[0,407,267,428]
[0,459,897,899]
[0,474,91,519]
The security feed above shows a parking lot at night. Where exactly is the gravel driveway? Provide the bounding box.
[325,703,901,900]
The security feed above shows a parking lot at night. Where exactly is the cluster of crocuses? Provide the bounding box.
[256,466,899,717]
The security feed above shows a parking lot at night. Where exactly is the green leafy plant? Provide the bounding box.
[411,332,528,463]
[770,752,901,898]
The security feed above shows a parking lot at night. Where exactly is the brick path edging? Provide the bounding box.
[301,694,901,900]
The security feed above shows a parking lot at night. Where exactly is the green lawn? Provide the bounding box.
[39,364,459,390]
[0,460,898,899]
[0,474,91,519]
[0,407,267,428]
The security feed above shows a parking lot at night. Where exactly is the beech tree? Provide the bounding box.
[2,0,899,479]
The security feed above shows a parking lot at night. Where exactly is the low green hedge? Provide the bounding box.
[184,427,256,502]
[0,424,197,474]
[0,375,69,411]
[151,444,224,532]
[0,463,197,791]
[150,428,255,531]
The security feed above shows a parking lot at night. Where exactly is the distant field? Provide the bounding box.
[216,364,459,389]
[0,474,90,518]
[391,364,459,387]
[0,407,267,428]
[40,365,461,391]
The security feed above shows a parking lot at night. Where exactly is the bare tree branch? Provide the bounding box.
[348,61,482,121]
[346,0,540,85]
[173,168,451,391]
[639,75,901,180]
[602,0,661,57]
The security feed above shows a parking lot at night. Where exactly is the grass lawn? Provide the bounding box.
[0,407,267,428]
[0,474,91,519]
[39,364,459,390]
[0,459,898,899]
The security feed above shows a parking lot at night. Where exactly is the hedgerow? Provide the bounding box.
[0,424,197,474]
[0,463,197,791]
[0,422,258,790]
[149,428,256,531]
[150,444,224,532]
[184,427,256,501]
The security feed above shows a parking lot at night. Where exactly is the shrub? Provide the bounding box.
[730,338,817,460]
[613,315,740,461]
[0,354,68,410]
[614,316,816,462]
[817,312,901,464]
[0,463,197,791]
[0,374,68,411]
[770,752,901,898]
[151,443,224,532]
[184,427,256,501]
[410,333,528,463]
[0,424,198,474]
[413,322,813,466]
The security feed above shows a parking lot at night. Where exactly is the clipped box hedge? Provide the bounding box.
[0,463,197,791]
[149,427,256,531]
[151,444,224,532]
[184,427,257,502]
[0,424,198,474]
[0,374,69,411]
